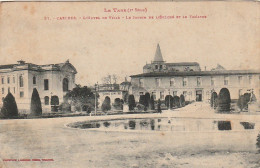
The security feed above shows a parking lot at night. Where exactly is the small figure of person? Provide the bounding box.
[157,99,162,113]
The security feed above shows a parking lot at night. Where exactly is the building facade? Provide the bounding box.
[0,60,77,114]
[97,81,131,106]
[130,44,260,103]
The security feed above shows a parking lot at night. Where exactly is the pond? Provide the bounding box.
[69,117,259,132]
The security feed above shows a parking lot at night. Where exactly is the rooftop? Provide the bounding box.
[165,62,200,66]
[0,60,77,73]
[131,69,260,78]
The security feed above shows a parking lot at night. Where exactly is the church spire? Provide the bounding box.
[153,43,164,63]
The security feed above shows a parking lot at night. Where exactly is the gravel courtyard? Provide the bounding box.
[0,102,260,168]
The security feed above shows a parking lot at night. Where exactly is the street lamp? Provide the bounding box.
[168,89,171,110]
[94,82,98,116]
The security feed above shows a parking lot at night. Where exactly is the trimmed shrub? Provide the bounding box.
[150,95,155,110]
[144,92,151,109]
[123,92,128,103]
[136,103,145,111]
[165,95,173,109]
[82,105,92,113]
[30,88,42,116]
[173,96,180,108]
[237,95,245,111]
[257,133,260,153]
[180,94,185,107]
[157,99,162,113]
[128,95,136,111]
[210,92,218,108]
[59,102,71,112]
[120,99,124,110]
[113,98,121,110]
[0,93,18,119]
[129,120,136,129]
[139,95,145,106]
[217,88,231,112]
[101,96,111,112]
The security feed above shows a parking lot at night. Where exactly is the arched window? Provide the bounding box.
[63,78,69,92]
[44,96,49,105]
[33,76,36,85]
[19,75,24,87]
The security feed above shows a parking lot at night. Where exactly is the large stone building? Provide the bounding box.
[130,44,260,102]
[0,60,77,113]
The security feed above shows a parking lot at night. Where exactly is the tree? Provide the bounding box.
[210,92,218,108]
[59,102,71,112]
[0,93,18,119]
[102,74,118,85]
[237,95,244,111]
[120,99,124,110]
[165,95,173,109]
[128,95,136,111]
[113,98,121,110]
[173,96,180,108]
[144,92,151,110]
[180,94,185,107]
[30,88,42,116]
[157,99,162,113]
[150,95,155,110]
[257,133,260,153]
[102,74,112,85]
[101,96,111,112]
[237,93,251,111]
[64,85,98,112]
[217,88,231,112]
[123,92,129,103]
[139,95,145,106]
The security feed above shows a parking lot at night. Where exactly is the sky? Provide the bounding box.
[0,2,259,86]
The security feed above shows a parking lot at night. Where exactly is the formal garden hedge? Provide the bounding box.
[0,93,18,119]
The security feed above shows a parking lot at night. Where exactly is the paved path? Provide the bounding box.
[0,102,259,168]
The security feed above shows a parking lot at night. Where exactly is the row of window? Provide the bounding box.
[1,94,56,105]
[139,75,256,87]
[1,87,24,98]
[1,76,15,84]
[1,75,24,87]
[1,76,69,92]
[140,89,260,101]
[1,77,69,100]
[139,91,187,100]
[1,87,16,95]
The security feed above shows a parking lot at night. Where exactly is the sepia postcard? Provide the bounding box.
[0,1,259,168]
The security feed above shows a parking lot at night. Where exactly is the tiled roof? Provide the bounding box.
[0,64,16,69]
[130,70,260,78]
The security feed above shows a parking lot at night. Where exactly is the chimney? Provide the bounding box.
[17,60,25,65]
[204,66,207,71]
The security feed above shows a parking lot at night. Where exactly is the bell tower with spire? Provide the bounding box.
[151,43,166,72]
[153,43,164,63]
[143,43,167,73]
